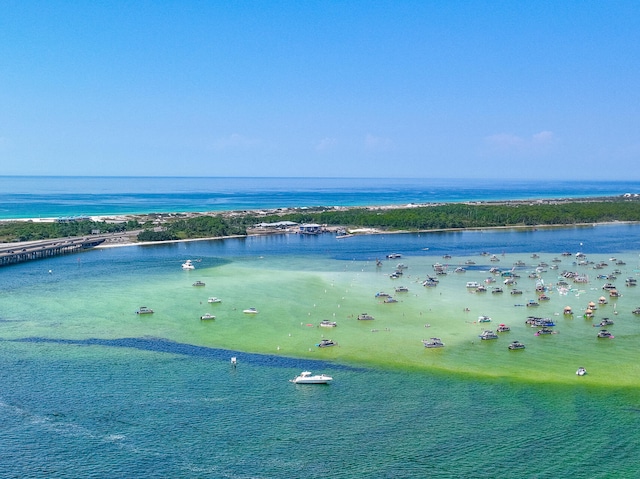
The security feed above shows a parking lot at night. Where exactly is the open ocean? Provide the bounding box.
[1,176,640,219]
[2,177,640,478]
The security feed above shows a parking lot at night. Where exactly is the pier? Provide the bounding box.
[0,236,107,267]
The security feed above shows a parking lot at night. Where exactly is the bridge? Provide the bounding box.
[0,236,108,267]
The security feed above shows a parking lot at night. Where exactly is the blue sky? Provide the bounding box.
[1,1,639,179]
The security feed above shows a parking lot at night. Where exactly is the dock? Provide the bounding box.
[0,236,107,267]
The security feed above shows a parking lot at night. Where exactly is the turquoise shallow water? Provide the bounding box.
[2,176,640,219]
[2,226,640,477]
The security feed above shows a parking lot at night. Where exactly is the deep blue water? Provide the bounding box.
[1,176,640,219]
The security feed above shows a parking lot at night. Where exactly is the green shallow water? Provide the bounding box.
[3,248,640,387]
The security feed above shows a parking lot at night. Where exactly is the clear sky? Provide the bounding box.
[1,1,639,179]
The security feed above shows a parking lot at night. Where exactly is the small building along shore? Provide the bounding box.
[299,223,323,234]
[249,221,298,234]
[249,221,326,235]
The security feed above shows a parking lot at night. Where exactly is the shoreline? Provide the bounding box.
[2,194,639,250]
[94,219,639,250]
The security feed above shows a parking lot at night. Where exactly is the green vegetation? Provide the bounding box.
[0,219,142,243]
[249,198,640,231]
[161,215,246,240]
[1,198,639,244]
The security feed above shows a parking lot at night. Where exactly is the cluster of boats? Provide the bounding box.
[172,251,638,384]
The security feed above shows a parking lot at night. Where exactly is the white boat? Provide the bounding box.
[319,320,337,328]
[576,367,587,376]
[182,260,195,270]
[479,330,498,340]
[135,306,154,315]
[200,313,216,320]
[290,371,333,384]
[208,297,222,303]
[422,337,445,348]
[243,308,259,314]
[192,281,206,287]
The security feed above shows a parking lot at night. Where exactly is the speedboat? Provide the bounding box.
[200,313,216,320]
[508,340,525,350]
[375,291,390,297]
[384,297,398,303]
[290,371,333,384]
[395,286,409,293]
[597,329,614,339]
[478,315,491,323]
[357,313,375,320]
[192,281,206,287]
[208,297,222,303]
[576,367,587,376]
[243,308,259,314]
[182,260,195,270]
[319,320,337,328]
[479,330,498,340]
[386,253,401,259]
[497,324,511,332]
[422,337,445,348]
[317,339,337,348]
[596,318,614,327]
[135,306,154,315]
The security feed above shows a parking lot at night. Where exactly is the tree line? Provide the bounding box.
[1,198,639,243]
[0,219,142,243]
[248,199,640,231]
